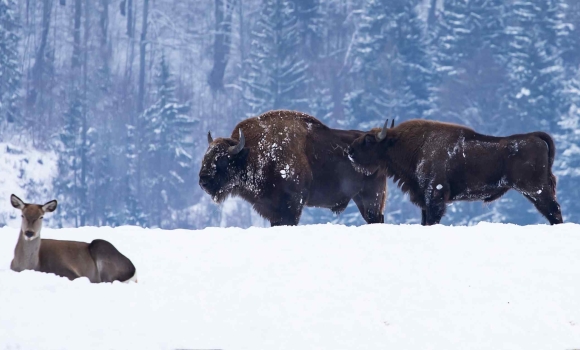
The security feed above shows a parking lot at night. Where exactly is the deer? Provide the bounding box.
[9,194,138,283]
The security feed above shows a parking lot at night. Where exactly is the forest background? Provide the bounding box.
[1,0,579,228]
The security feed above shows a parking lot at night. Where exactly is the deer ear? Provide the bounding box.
[10,194,25,209]
[42,200,58,213]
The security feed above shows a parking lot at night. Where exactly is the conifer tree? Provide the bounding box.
[345,0,434,128]
[0,0,21,125]
[242,0,309,115]
[138,54,194,227]
[53,91,83,227]
[502,0,571,131]
[123,124,148,227]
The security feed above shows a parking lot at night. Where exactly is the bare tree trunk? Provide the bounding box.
[127,0,134,36]
[136,0,149,203]
[100,0,110,69]
[72,0,82,68]
[137,0,149,114]
[208,0,235,91]
[27,0,52,107]
[79,0,91,226]
[427,0,438,28]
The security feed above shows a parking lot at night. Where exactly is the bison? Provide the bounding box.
[198,110,388,226]
[347,119,563,225]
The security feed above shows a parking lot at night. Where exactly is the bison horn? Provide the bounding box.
[207,131,213,144]
[228,129,245,155]
[376,119,389,141]
[391,119,395,128]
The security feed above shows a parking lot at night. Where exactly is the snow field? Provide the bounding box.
[0,223,579,349]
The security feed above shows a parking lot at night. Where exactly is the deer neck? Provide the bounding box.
[11,229,41,272]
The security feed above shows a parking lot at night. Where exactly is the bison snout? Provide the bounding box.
[199,174,213,189]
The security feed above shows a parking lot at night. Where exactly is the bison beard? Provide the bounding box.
[199,110,388,226]
[348,119,563,226]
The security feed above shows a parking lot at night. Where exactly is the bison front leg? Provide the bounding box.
[269,192,305,227]
[424,182,447,226]
[421,209,427,226]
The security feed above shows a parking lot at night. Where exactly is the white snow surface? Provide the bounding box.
[1,223,580,349]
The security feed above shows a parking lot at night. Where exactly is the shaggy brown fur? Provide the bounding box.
[199,110,387,226]
[347,119,563,225]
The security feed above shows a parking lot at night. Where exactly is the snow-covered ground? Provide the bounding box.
[0,223,579,350]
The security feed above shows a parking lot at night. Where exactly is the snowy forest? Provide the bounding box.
[0,0,579,228]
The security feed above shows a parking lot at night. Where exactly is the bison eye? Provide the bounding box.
[364,135,375,145]
[216,157,229,169]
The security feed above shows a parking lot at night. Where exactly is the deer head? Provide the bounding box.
[11,194,57,241]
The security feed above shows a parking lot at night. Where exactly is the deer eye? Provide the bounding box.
[21,215,23,218]
[40,216,44,219]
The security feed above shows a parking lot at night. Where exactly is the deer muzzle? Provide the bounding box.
[24,230,37,240]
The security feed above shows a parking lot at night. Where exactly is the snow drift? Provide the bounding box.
[0,223,579,349]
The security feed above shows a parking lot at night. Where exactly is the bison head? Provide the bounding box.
[199,129,248,202]
[347,119,394,175]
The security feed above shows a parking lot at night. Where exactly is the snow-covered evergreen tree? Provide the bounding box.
[432,0,507,131]
[242,0,309,115]
[138,54,195,227]
[345,0,435,129]
[53,91,83,227]
[502,0,571,132]
[433,0,503,77]
[0,0,21,126]
[555,65,580,222]
[123,124,148,227]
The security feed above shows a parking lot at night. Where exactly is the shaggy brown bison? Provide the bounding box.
[347,119,563,225]
[199,110,388,226]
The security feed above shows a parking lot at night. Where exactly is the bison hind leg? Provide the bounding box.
[89,239,137,283]
[521,191,563,225]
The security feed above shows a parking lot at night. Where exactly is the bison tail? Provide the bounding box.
[533,131,557,196]
[533,132,556,168]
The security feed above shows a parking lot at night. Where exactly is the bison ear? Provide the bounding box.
[10,194,25,209]
[207,131,213,145]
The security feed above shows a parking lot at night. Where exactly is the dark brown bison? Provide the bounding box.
[347,119,563,225]
[199,110,388,226]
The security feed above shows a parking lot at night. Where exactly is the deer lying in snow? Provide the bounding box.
[10,194,137,283]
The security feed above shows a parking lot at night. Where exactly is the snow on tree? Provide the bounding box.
[138,53,196,228]
[555,64,580,222]
[242,0,309,115]
[345,0,435,129]
[432,0,507,131]
[502,0,571,132]
[53,90,84,227]
[123,124,148,227]
[0,0,21,126]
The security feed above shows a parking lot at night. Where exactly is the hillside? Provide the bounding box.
[1,224,579,349]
